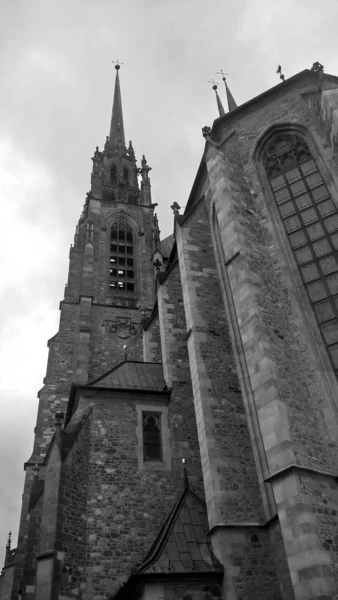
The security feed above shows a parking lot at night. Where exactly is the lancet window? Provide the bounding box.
[142,412,162,461]
[109,220,134,292]
[123,167,129,185]
[263,133,338,375]
[111,163,117,185]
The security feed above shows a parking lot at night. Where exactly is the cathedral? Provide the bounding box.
[2,61,338,600]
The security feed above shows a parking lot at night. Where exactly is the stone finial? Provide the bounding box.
[202,125,211,139]
[55,412,64,429]
[182,458,189,489]
[6,532,11,552]
[170,202,181,216]
[276,65,285,82]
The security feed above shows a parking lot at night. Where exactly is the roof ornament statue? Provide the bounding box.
[311,61,324,74]
[153,258,162,271]
[170,202,181,216]
[202,125,211,138]
[276,65,285,82]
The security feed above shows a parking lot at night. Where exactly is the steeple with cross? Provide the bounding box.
[89,61,153,207]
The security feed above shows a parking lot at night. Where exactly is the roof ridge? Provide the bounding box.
[86,360,127,386]
[87,360,164,387]
[139,488,189,572]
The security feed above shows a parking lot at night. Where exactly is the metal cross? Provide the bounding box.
[112,59,124,69]
[217,70,228,81]
[208,78,219,87]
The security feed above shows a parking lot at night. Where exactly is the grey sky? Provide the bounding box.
[1,0,337,567]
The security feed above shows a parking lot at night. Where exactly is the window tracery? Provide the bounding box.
[109,220,134,292]
[263,132,338,375]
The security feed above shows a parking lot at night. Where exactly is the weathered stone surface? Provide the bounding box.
[4,68,338,600]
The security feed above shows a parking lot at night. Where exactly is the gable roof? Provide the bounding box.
[87,360,166,392]
[139,487,222,574]
[160,234,174,259]
[184,69,338,216]
[109,484,222,600]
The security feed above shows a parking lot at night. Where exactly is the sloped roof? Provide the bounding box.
[108,483,222,600]
[139,487,222,574]
[43,405,93,466]
[87,360,166,392]
[160,234,174,258]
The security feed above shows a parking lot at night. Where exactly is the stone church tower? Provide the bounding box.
[2,62,338,600]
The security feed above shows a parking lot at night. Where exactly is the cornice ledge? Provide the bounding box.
[208,515,278,536]
[264,463,338,483]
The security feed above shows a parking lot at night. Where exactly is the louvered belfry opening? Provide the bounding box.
[264,133,338,375]
[109,220,134,292]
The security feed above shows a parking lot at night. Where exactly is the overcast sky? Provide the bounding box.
[0,0,337,568]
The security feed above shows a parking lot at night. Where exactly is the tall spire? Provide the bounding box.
[212,83,225,117]
[217,71,237,112]
[110,63,126,147]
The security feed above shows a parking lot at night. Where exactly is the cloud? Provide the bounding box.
[1,0,338,572]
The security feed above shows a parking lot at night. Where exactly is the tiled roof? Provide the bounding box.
[160,234,174,258]
[139,487,222,574]
[87,361,166,392]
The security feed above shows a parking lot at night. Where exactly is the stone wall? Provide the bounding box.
[79,393,177,598]
[57,413,91,599]
[142,311,162,363]
[177,200,265,526]
[158,262,204,494]
[203,74,338,598]
[0,566,14,600]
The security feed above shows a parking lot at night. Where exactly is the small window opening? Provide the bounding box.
[123,167,129,185]
[143,412,162,461]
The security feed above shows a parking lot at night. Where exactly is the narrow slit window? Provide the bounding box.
[263,132,338,376]
[143,412,162,461]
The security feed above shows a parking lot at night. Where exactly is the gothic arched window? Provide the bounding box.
[263,132,338,375]
[111,163,117,185]
[142,412,162,461]
[109,220,134,292]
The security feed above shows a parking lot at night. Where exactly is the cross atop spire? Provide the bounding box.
[217,70,238,112]
[110,60,126,147]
